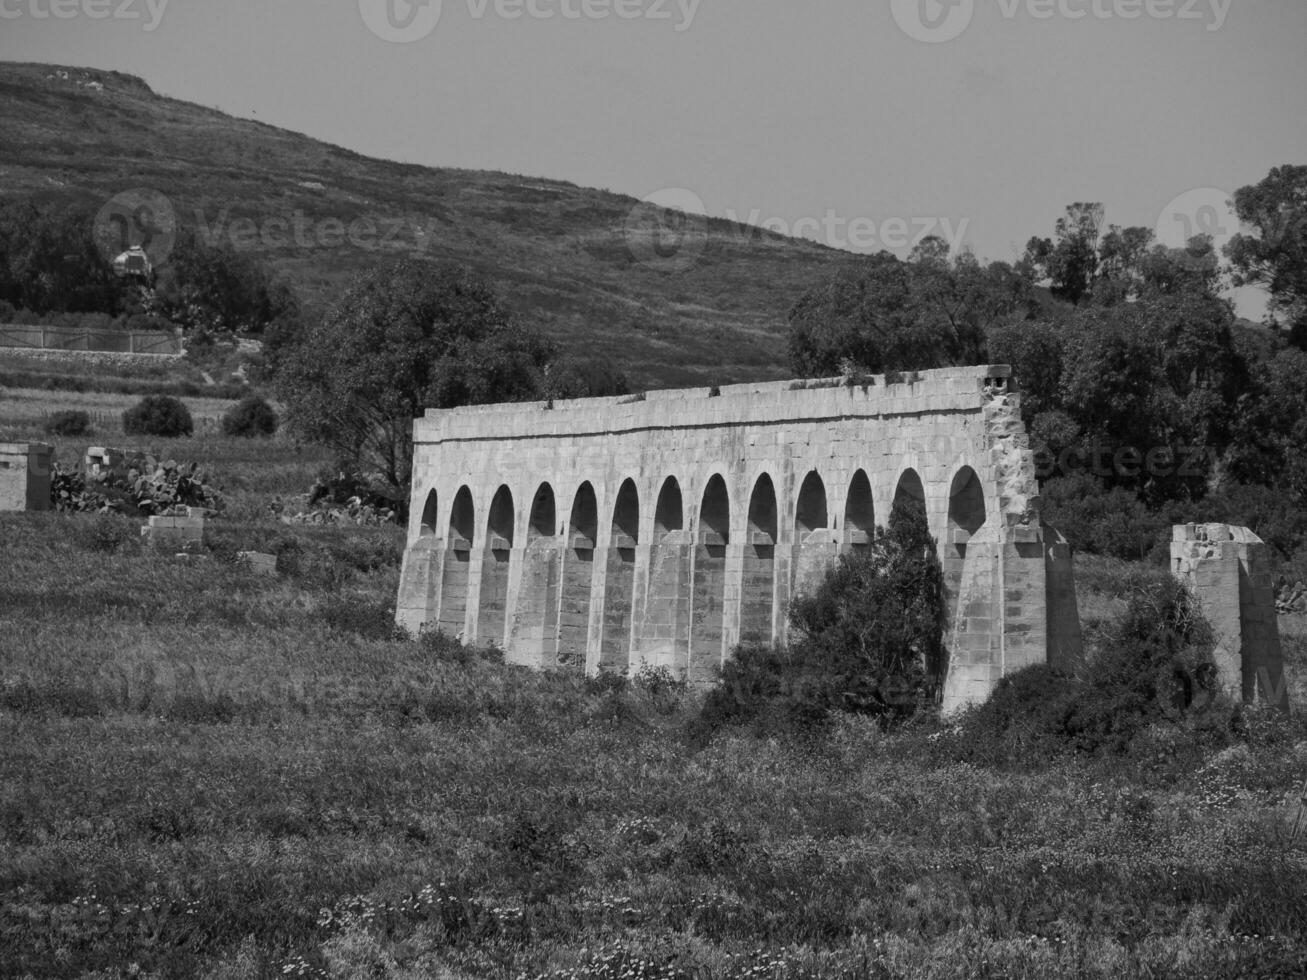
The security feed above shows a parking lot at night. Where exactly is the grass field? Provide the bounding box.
[3,410,1307,979]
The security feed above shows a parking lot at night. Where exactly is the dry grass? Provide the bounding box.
[2,412,1307,979]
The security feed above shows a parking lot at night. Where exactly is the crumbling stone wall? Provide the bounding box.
[1172,524,1290,709]
[0,442,52,512]
[399,365,1085,713]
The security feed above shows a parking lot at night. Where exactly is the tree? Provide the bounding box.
[787,497,946,718]
[153,228,297,336]
[0,195,127,314]
[277,259,553,495]
[786,244,1025,377]
[1021,203,1106,306]
[1226,165,1307,347]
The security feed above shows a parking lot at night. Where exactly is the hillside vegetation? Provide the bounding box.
[0,61,855,388]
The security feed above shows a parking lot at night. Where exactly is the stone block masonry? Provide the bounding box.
[398,365,1085,714]
[1172,524,1290,710]
[0,443,53,512]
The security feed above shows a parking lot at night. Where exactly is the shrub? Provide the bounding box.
[1041,473,1169,561]
[122,395,194,438]
[45,409,91,437]
[221,395,278,438]
[1066,576,1221,752]
[697,499,945,736]
[956,578,1225,761]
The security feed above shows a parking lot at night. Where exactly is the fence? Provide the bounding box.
[0,324,183,356]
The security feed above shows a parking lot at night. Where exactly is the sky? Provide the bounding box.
[3,0,1306,317]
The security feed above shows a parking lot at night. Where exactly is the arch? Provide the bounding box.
[654,477,685,537]
[558,483,599,670]
[891,468,928,530]
[528,483,557,540]
[794,471,828,539]
[487,486,515,549]
[844,470,875,548]
[612,479,640,546]
[690,474,732,681]
[699,474,731,545]
[438,487,476,637]
[477,486,515,646]
[740,473,779,646]
[947,467,986,541]
[569,482,599,546]
[419,489,439,537]
[449,486,475,547]
[600,479,640,670]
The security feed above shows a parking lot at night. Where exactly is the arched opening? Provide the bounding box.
[943,466,988,675]
[947,467,986,543]
[528,483,557,540]
[844,470,875,549]
[477,486,515,646]
[655,477,684,537]
[438,487,475,637]
[700,474,730,545]
[891,468,928,531]
[558,483,599,670]
[601,480,639,670]
[740,474,778,645]
[794,472,828,539]
[690,474,731,682]
[643,477,691,672]
[419,489,439,537]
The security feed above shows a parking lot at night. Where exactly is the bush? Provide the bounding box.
[1042,473,1169,561]
[955,578,1225,761]
[45,409,91,437]
[122,395,194,438]
[221,395,278,438]
[696,499,945,736]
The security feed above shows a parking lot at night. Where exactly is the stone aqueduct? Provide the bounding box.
[397,365,1084,713]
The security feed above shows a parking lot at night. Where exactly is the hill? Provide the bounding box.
[0,62,860,388]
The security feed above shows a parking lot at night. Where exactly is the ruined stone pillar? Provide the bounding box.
[1172,524,1290,709]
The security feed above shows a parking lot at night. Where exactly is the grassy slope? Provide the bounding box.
[2,412,1307,979]
[0,62,859,390]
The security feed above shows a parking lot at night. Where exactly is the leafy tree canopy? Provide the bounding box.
[277,259,555,495]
